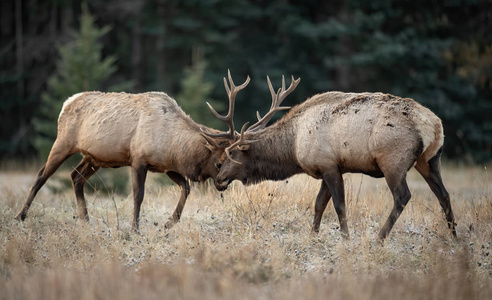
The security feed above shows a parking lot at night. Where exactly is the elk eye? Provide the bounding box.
[216,163,222,169]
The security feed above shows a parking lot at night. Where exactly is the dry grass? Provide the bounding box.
[0,165,491,299]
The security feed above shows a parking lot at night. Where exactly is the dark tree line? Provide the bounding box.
[1,0,491,163]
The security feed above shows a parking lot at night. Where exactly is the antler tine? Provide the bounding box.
[205,69,250,139]
[222,76,231,100]
[225,123,248,164]
[273,75,300,113]
[257,76,278,123]
[247,75,300,132]
[267,76,276,111]
[286,75,300,95]
[225,122,258,164]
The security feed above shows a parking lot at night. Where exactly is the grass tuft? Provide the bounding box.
[0,165,491,299]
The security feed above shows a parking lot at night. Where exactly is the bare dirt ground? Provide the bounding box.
[1,165,491,299]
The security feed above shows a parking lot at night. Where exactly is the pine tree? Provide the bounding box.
[34,3,130,158]
[176,48,225,129]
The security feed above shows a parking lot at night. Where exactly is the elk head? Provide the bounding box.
[213,75,300,191]
[202,70,251,185]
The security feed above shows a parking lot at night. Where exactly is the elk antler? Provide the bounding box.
[224,74,300,163]
[205,69,250,139]
[246,75,300,132]
[224,122,258,164]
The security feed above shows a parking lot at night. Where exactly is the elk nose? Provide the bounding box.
[214,177,230,191]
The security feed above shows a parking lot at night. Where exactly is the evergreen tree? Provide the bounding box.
[175,49,225,129]
[34,3,130,159]
[1,0,490,163]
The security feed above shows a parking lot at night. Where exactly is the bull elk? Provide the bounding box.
[15,70,250,231]
[211,76,456,240]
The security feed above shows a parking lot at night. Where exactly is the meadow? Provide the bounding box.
[0,164,491,299]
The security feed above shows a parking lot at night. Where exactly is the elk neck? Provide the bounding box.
[245,121,303,183]
[176,123,214,181]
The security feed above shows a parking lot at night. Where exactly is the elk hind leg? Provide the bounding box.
[323,169,349,238]
[312,180,332,233]
[164,171,190,229]
[15,140,75,221]
[131,164,148,232]
[415,149,456,236]
[378,172,411,240]
[70,158,99,221]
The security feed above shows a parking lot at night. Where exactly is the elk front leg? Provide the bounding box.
[323,169,349,238]
[312,180,332,233]
[131,164,148,232]
[164,171,190,229]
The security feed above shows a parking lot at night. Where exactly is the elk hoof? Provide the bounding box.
[164,219,176,230]
[14,211,26,221]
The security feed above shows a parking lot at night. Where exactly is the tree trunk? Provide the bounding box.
[132,13,144,91]
[335,8,352,92]
[155,23,167,88]
[15,0,24,98]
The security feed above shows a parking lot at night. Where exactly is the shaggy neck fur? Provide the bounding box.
[173,122,214,182]
[245,119,303,184]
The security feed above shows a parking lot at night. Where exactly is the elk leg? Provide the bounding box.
[312,180,332,233]
[131,164,148,232]
[378,174,411,240]
[15,141,74,221]
[415,152,456,236]
[70,158,99,221]
[164,171,190,229]
[323,169,349,238]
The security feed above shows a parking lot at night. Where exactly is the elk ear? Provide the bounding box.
[200,133,219,151]
[237,144,250,151]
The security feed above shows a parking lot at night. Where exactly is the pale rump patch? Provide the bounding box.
[59,92,84,121]
[412,105,444,163]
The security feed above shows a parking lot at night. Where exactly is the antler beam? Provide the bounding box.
[205,69,250,139]
[247,75,300,132]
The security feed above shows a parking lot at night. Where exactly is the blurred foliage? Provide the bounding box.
[175,47,225,129]
[0,0,490,163]
[34,3,132,159]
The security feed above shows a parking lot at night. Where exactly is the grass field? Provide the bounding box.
[1,164,491,299]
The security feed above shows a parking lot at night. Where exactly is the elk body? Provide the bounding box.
[16,72,250,230]
[213,77,456,240]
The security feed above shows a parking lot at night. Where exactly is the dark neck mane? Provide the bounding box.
[246,121,303,184]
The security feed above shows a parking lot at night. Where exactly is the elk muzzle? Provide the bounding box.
[214,177,230,191]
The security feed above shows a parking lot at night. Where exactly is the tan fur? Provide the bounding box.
[411,105,444,163]
[269,92,443,176]
[57,92,206,171]
[216,90,455,240]
[16,91,231,230]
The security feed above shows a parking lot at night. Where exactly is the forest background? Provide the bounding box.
[1,0,491,164]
